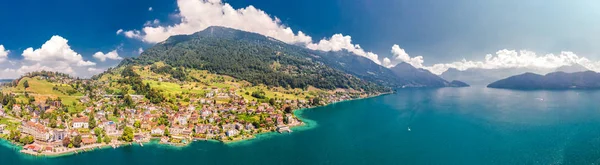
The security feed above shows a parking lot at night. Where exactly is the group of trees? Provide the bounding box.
[251,91,266,99]
[0,93,16,109]
[119,127,134,142]
[156,114,170,126]
[94,127,112,144]
[150,65,187,81]
[119,66,165,104]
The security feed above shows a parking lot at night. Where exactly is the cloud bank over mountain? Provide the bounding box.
[423,50,599,74]
[2,0,600,79]
[120,0,600,75]
[120,0,384,65]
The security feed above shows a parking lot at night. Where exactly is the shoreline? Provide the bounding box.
[1,92,391,158]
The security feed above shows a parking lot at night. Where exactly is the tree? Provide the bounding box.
[103,136,112,144]
[284,106,293,114]
[124,94,133,107]
[269,98,276,106]
[157,114,170,126]
[19,135,34,144]
[164,128,170,137]
[62,137,71,147]
[96,135,103,143]
[311,97,322,106]
[134,120,141,129]
[120,126,134,142]
[94,127,104,136]
[73,135,82,148]
[113,107,119,116]
[88,114,97,129]
[9,130,21,142]
[23,80,29,89]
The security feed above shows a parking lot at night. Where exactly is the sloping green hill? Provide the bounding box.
[121,26,388,93]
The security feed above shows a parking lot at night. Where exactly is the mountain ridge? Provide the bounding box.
[121,26,466,89]
[487,71,600,89]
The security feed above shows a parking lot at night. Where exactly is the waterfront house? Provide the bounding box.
[226,129,239,137]
[52,129,67,141]
[195,124,209,134]
[82,137,96,145]
[245,123,255,130]
[170,125,186,135]
[20,121,51,142]
[151,125,165,135]
[72,117,89,129]
[104,122,118,135]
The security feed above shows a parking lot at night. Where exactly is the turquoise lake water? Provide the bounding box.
[3,87,600,164]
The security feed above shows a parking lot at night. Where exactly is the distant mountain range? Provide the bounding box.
[390,62,468,88]
[0,79,13,84]
[554,64,589,73]
[121,26,466,90]
[487,71,600,89]
[441,64,590,86]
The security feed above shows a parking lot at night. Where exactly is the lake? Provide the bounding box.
[3,87,600,164]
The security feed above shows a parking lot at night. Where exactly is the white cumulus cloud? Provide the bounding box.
[93,50,122,62]
[0,36,108,79]
[0,45,9,63]
[382,44,424,68]
[21,36,96,67]
[422,50,600,75]
[116,29,124,35]
[120,0,381,64]
[306,34,381,64]
[144,19,161,26]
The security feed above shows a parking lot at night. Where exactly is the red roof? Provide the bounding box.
[73,116,89,123]
[82,137,96,144]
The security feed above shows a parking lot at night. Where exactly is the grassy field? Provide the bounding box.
[3,77,82,105]
[0,117,20,131]
[66,62,323,105]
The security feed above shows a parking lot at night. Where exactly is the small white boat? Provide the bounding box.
[407,127,411,132]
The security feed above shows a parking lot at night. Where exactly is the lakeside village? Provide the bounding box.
[0,72,374,156]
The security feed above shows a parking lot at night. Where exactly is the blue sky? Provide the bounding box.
[1,0,600,78]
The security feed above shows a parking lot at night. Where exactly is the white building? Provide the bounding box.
[151,125,165,135]
[20,121,51,142]
[72,117,89,129]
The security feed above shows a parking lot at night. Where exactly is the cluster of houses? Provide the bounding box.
[0,75,365,155]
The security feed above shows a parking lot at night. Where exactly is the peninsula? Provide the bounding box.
[0,26,394,157]
[0,26,466,157]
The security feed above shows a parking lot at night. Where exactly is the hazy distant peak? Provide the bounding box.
[554,64,589,73]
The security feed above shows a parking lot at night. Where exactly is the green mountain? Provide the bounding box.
[119,26,465,90]
[120,26,388,93]
[389,62,468,88]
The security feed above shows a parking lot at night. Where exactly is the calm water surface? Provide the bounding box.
[3,87,600,165]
